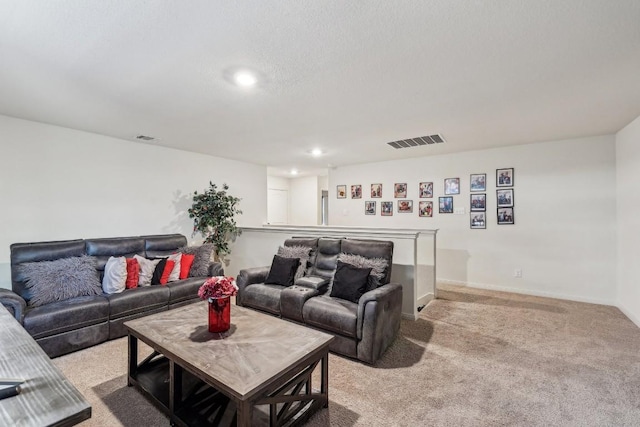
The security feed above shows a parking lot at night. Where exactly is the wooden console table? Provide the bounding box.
[0,304,91,426]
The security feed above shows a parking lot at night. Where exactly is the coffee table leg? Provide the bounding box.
[170,361,183,423]
[237,401,252,427]
[321,352,329,408]
[128,334,138,387]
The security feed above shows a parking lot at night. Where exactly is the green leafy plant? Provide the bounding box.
[188,182,242,262]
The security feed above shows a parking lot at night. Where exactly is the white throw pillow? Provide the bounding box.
[167,253,182,282]
[102,256,127,294]
[134,255,161,287]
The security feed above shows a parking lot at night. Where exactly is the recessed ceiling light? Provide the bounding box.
[291,169,298,175]
[311,148,323,157]
[233,71,257,87]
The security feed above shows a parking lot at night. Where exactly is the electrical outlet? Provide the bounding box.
[514,269,522,278]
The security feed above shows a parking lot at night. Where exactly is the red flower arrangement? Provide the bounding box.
[198,276,238,301]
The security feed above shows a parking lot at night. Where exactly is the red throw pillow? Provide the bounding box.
[125,258,140,289]
[179,254,195,279]
[160,260,175,285]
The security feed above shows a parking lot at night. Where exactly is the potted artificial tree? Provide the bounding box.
[188,182,242,263]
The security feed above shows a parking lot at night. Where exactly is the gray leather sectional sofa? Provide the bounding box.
[0,234,222,358]
[237,237,402,364]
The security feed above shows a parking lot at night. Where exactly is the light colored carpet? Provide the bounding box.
[54,285,640,426]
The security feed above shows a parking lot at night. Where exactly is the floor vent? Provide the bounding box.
[387,134,445,149]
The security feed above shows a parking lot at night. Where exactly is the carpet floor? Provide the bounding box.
[54,285,640,426]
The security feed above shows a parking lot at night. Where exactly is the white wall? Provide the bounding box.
[0,115,267,288]
[616,115,640,327]
[267,176,289,225]
[329,135,617,305]
[290,176,320,225]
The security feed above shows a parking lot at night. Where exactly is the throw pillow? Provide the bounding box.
[102,256,128,294]
[329,261,372,303]
[160,260,175,285]
[179,254,195,279]
[167,253,182,282]
[277,245,312,281]
[125,258,139,289]
[264,255,300,287]
[17,255,102,307]
[179,244,214,277]
[152,258,168,286]
[134,255,161,287]
[338,253,389,290]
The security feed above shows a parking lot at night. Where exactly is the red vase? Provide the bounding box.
[208,296,231,333]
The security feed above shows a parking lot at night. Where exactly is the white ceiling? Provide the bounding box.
[1,1,639,177]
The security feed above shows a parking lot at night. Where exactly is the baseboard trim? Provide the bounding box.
[436,278,616,307]
[617,302,640,328]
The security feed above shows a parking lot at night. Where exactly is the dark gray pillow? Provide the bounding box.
[179,244,214,277]
[330,261,371,303]
[265,255,300,287]
[17,255,102,307]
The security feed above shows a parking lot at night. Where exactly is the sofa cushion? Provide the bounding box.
[17,255,103,307]
[341,239,394,285]
[166,277,206,304]
[242,283,286,315]
[302,295,358,338]
[102,256,127,294]
[143,234,187,258]
[265,255,299,287]
[106,285,170,319]
[85,237,145,273]
[23,295,109,339]
[330,261,371,303]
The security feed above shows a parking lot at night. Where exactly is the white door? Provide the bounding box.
[267,189,288,224]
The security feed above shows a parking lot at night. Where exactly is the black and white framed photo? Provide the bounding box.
[470,212,486,229]
[419,201,433,217]
[394,183,407,198]
[398,200,413,213]
[496,189,514,207]
[371,183,382,198]
[381,201,393,216]
[444,178,460,195]
[470,193,486,211]
[439,196,454,213]
[351,185,362,199]
[496,168,514,187]
[419,182,433,198]
[365,201,376,215]
[497,207,515,225]
[337,185,346,199]
[470,173,486,192]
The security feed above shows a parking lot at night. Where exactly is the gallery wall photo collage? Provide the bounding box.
[336,167,515,229]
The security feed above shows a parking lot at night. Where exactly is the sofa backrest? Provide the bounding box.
[341,238,394,285]
[143,234,188,258]
[85,237,146,275]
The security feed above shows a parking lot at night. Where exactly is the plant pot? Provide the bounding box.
[208,296,231,333]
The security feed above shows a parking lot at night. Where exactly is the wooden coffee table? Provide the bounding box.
[125,302,334,426]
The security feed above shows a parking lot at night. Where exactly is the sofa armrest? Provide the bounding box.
[294,276,329,293]
[236,266,270,306]
[0,289,27,324]
[208,262,225,277]
[356,282,403,364]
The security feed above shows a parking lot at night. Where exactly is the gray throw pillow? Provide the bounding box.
[179,244,215,277]
[17,255,102,307]
[277,245,312,280]
[338,253,389,290]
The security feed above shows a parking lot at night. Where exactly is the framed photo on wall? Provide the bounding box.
[398,200,413,213]
[394,183,407,198]
[419,182,433,198]
[351,185,362,199]
[371,183,382,198]
[444,178,460,195]
[419,201,433,217]
[496,189,514,207]
[365,201,376,215]
[381,201,393,216]
[439,196,454,213]
[496,168,514,187]
[497,207,515,224]
[337,185,347,199]
[470,173,486,192]
[470,212,486,229]
[470,193,486,211]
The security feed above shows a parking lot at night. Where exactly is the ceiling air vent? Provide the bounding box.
[387,134,445,149]
[136,135,156,141]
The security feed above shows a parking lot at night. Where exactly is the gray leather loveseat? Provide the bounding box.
[237,237,402,364]
[0,234,222,358]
